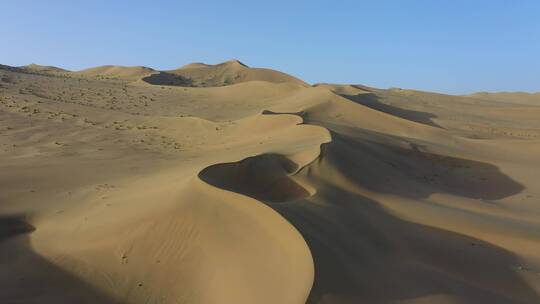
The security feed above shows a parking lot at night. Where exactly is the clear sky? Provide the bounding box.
[2,1,539,94]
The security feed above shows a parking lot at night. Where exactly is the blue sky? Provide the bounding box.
[2,1,539,94]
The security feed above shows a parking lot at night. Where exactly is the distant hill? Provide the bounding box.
[143,59,307,87]
[0,64,69,75]
[21,64,69,74]
[2,60,306,87]
[468,92,540,105]
[74,65,156,81]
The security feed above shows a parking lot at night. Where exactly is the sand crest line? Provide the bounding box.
[194,109,331,301]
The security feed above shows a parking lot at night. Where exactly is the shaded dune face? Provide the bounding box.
[325,131,524,201]
[195,138,538,303]
[197,106,535,302]
[199,153,310,203]
[0,216,35,242]
[142,72,193,86]
[281,137,535,303]
[338,91,441,128]
[273,188,540,304]
[269,109,535,303]
[0,217,116,304]
[249,154,532,303]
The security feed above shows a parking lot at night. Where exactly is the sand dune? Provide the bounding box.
[144,59,307,87]
[46,60,306,88]
[1,61,540,304]
[74,65,157,81]
[20,64,69,74]
[468,92,540,106]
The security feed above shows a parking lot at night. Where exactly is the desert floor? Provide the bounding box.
[1,61,540,304]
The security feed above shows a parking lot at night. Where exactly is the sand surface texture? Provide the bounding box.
[1,61,539,304]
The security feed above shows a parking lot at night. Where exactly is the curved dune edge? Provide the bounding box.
[196,101,540,303]
[26,176,318,304]
[194,111,331,303]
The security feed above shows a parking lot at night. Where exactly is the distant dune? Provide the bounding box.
[468,92,540,105]
[74,65,156,81]
[1,61,540,304]
[144,59,307,87]
[20,64,69,74]
[14,60,307,88]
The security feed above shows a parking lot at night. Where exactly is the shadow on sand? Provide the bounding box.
[199,153,310,203]
[272,185,539,304]
[325,130,525,201]
[198,131,536,303]
[339,91,441,128]
[0,216,118,304]
[142,72,193,86]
